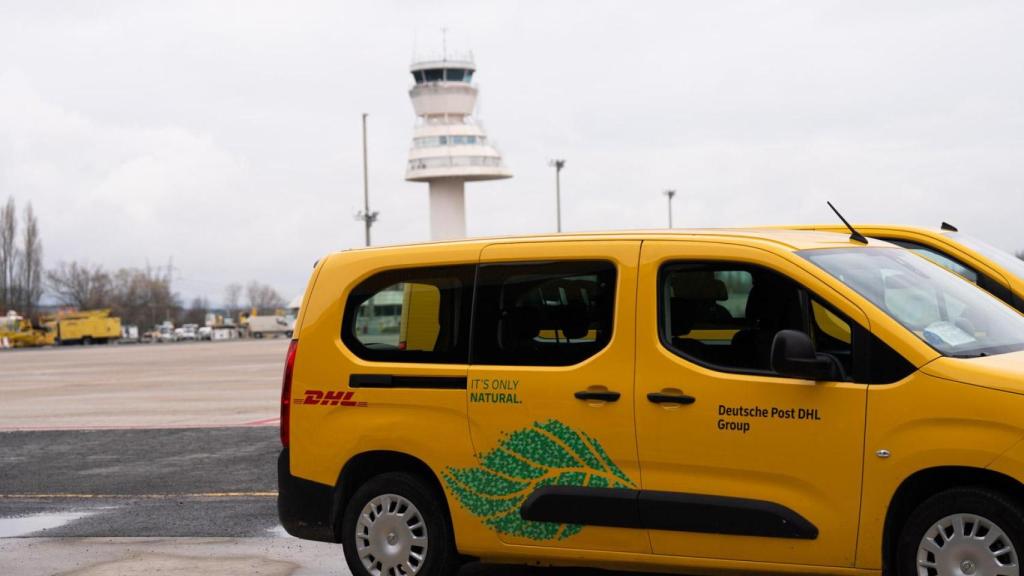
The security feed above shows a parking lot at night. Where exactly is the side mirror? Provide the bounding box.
[771,330,844,381]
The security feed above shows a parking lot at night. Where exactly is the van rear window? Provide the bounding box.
[341,265,475,364]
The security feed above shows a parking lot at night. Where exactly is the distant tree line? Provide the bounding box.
[0,198,44,316]
[1,194,289,328]
[46,262,182,328]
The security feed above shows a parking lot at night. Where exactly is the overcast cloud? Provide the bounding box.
[1,1,1023,303]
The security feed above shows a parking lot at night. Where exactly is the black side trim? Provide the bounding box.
[277,448,336,542]
[520,486,640,528]
[348,374,468,390]
[519,486,818,540]
[639,490,818,540]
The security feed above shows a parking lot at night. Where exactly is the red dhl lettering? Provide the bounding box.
[297,390,368,407]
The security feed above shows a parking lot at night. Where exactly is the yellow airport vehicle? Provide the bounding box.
[42,309,122,345]
[784,223,1024,314]
[279,230,1024,576]
[0,311,49,348]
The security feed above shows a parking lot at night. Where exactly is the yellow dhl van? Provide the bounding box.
[279,230,1024,576]
[785,224,1024,315]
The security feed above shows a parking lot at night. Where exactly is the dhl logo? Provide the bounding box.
[296,390,368,407]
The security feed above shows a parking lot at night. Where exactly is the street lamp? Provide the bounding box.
[549,159,566,232]
[356,113,379,246]
[664,189,676,228]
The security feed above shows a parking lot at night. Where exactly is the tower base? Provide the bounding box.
[429,179,466,241]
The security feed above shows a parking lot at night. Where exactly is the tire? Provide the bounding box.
[897,487,1024,576]
[341,472,459,576]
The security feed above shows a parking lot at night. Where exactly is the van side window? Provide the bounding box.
[660,263,853,377]
[341,265,475,363]
[471,261,616,366]
[881,239,979,283]
[878,238,1018,310]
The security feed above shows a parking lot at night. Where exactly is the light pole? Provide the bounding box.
[356,113,379,246]
[664,189,676,228]
[550,159,566,232]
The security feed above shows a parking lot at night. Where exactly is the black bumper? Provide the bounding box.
[277,448,337,542]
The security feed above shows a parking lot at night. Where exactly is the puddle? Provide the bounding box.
[0,511,92,537]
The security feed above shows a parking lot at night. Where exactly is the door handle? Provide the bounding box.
[574,390,621,402]
[647,391,696,405]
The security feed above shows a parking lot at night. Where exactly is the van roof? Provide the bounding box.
[778,223,946,236]
[340,228,891,254]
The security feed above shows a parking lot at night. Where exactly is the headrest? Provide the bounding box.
[671,271,727,301]
[554,280,593,340]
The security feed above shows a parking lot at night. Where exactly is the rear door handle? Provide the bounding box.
[574,390,621,402]
[647,392,696,405]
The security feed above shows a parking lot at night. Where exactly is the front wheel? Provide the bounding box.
[898,487,1023,576]
[341,472,459,576]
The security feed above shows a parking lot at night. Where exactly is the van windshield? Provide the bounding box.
[945,232,1024,283]
[801,247,1024,358]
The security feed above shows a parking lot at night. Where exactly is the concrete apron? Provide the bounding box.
[0,537,348,576]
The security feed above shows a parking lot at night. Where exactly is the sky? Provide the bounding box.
[1,1,1023,304]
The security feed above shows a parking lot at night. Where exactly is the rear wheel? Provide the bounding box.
[898,487,1023,576]
[341,472,459,576]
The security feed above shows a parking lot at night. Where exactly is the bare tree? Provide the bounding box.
[246,281,284,314]
[0,197,18,311]
[19,203,43,316]
[47,262,112,310]
[184,296,210,325]
[224,282,242,317]
[109,265,181,328]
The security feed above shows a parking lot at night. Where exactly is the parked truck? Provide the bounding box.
[0,311,49,348]
[246,314,295,338]
[43,309,122,345]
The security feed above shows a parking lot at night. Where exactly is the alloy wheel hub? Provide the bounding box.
[355,493,428,576]
[917,513,1018,576]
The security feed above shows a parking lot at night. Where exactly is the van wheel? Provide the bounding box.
[897,487,1023,576]
[341,472,459,576]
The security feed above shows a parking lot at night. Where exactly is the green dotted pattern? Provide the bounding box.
[442,419,636,541]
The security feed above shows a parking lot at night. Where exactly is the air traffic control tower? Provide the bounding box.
[406,55,512,240]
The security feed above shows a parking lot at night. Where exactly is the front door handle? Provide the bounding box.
[574,390,621,402]
[647,391,696,405]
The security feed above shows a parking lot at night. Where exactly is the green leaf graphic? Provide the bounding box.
[443,419,635,541]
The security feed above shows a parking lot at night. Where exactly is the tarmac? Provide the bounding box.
[0,340,649,576]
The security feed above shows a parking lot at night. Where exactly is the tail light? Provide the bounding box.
[280,339,298,447]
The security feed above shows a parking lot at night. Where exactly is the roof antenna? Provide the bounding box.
[940,221,958,232]
[826,201,868,244]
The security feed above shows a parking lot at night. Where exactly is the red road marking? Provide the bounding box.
[242,417,281,426]
[0,419,280,432]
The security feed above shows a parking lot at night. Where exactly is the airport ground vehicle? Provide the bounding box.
[785,224,1024,314]
[0,311,48,348]
[279,230,1024,576]
[43,309,122,345]
[248,314,294,338]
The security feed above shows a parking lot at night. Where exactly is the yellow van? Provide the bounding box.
[279,230,1024,576]
[785,224,1024,315]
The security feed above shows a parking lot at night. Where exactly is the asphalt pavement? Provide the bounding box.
[0,341,656,575]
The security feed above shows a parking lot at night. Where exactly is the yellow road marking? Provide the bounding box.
[0,492,278,499]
